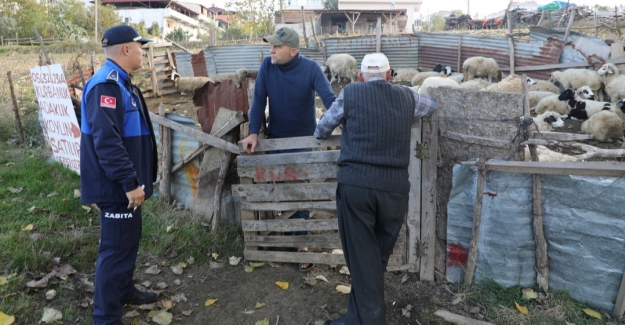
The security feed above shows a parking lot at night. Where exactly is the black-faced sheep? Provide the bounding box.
[558,88,612,120]
[392,69,420,84]
[323,53,358,84]
[581,110,625,142]
[462,56,502,82]
[529,80,561,94]
[549,68,604,101]
[533,86,595,115]
[458,78,492,90]
[170,72,215,94]
[597,63,625,103]
[484,75,537,93]
[417,76,459,95]
[532,111,564,132]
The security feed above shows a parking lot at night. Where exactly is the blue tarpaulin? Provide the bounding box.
[538,1,577,11]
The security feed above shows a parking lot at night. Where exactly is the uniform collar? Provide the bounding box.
[105,59,129,83]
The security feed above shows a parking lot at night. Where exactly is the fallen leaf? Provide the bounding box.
[451,293,465,305]
[242,310,255,315]
[59,275,68,281]
[249,262,265,268]
[141,281,151,288]
[137,303,157,310]
[267,262,280,268]
[21,224,34,231]
[332,249,343,254]
[27,271,56,288]
[187,256,195,265]
[45,289,56,300]
[171,293,187,303]
[401,274,409,284]
[10,197,24,202]
[47,192,58,197]
[170,265,183,275]
[148,310,173,325]
[161,300,174,310]
[469,306,480,314]
[339,266,350,275]
[0,311,15,325]
[81,205,92,212]
[402,304,412,317]
[73,189,81,198]
[7,187,22,193]
[0,274,16,286]
[181,310,193,316]
[144,265,161,275]
[40,307,62,323]
[304,277,317,286]
[156,282,168,289]
[255,302,266,309]
[229,256,241,265]
[124,310,140,318]
[244,266,255,273]
[166,225,174,232]
[204,299,217,307]
[161,260,169,267]
[515,301,528,315]
[27,206,36,213]
[178,262,187,268]
[522,288,538,300]
[5,162,14,166]
[582,308,601,320]
[275,281,289,290]
[212,252,219,260]
[336,285,351,294]
[173,279,181,285]
[255,319,269,325]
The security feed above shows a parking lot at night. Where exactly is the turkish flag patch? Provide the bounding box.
[100,95,117,109]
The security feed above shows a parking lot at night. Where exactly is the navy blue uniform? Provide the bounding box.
[80,59,157,325]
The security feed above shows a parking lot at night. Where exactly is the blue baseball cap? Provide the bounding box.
[101,25,152,47]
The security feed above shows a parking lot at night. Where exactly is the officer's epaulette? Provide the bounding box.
[106,70,119,82]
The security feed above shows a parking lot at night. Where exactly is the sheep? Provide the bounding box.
[448,73,464,84]
[462,56,502,82]
[529,91,557,108]
[549,68,604,101]
[529,80,561,94]
[597,63,625,103]
[410,65,452,86]
[581,110,625,142]
[533,86,595,115]
[417,76,459,96]
[558,87,612,120]
[211,67,250,89]
[458,78,492,90]
[392,69,420,84]
[484,75,537,93]
[323,53,358,84]
[532,111,564,132]
[170,72,215,93]
[524,145,578,162]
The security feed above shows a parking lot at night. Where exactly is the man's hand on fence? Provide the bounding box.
[241,133,258,154]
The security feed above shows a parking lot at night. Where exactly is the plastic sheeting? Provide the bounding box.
[447,162,625,311]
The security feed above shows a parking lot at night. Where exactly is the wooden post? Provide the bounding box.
[562,7,577,44]
[310,17,320,50]
[158,104,172,202]
[301,6,308,48]
[148,45,159,97]
[457,35,462,73]
[464,158,485,285]
[33,27,51,65]
[91,51,95,71]
[594,11,598,38]
[7,71,25,145]
[420,111,438,280]
[507,4,515,76]
[376,17,381,53]
[613,271,625,319]
[76,60,86,87]
[407,122,423,273]
[537,10,545,26]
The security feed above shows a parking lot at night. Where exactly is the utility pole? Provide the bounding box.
[94,0,98,43]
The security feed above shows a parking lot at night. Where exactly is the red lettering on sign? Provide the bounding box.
[255,167,266,182]
[284,167,298,180]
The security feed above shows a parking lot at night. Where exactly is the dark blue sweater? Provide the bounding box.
[249,53,336,137]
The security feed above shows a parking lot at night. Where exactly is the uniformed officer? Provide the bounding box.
[80,25,158,325]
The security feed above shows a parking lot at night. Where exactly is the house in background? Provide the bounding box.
[103,0,218,41]
[338,0,423,32]
[208,4,237,30]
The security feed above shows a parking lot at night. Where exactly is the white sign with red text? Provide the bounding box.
[30,64,81,174]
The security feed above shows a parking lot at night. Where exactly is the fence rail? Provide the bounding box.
[1,37,64,46]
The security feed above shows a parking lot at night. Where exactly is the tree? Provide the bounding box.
[148,21,161,37]
[166,27,191,42]
[129,20,149,37]
[0,16,20,38]
[226,0,275,39]
[422,14,445,32]
[452,10,463,17]
[0,0,51,37]
[323,0,337,10]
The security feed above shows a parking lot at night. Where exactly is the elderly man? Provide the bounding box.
[315,53,438,325]
[80,25,158,325]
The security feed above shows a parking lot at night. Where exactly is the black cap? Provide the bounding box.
[101,25,152,47]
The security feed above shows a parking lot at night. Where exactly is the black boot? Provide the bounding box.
[120,290,157,305]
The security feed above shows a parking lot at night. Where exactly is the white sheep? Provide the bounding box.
[392,69,420,84]
[462,56,502,82]
[581,110,625,142]
[484,75,537,93]
[532,111,564,132]
[529,80,561,94]
[211,67,250,89]
[549,68,604,101]
[458,78,492,90]
[410,71,446,86]
[170,72,215,93]
[529,91,557,108]
[524,145,578,162]
[533,86,595,115]
[597,63,625,103]
[324,53,358,84]
[417,76,459,96]
[558,88,612,120]
[448,72,464,84]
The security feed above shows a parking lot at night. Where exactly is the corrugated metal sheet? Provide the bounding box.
[321,34,419,69]
[417,32,563,80]
[529,26,605,67]
[172,52,194,77]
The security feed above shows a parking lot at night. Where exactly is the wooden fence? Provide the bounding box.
[233,115,439,278]
[1,37,64,46]
[134,42,178,98]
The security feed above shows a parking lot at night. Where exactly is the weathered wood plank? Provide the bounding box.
[420,112,438,280]
[243,250,404,266]
[237,150,340,167]
[242,201,336,211]
[240,177,258,252]
[242,219,338,232]
[244,234,342,248]
[461,160,625,177]
[232,182,337,201]
[443,131,511,149]
[464,159,485,285]
[238,135,342,152]
[158,105,172,202]
[530,131,593,141]
[407,122,422,272]
[613,270,625,319]
[237,163,339,181]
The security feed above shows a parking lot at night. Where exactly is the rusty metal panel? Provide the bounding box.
[193,78,252,133]
[529,26,605,68]
[321,34,419,69]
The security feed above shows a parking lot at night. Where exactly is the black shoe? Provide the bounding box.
[120,290,157,305]
[324,320,346,325]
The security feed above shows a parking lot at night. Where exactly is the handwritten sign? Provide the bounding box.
[30,64,81,174]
